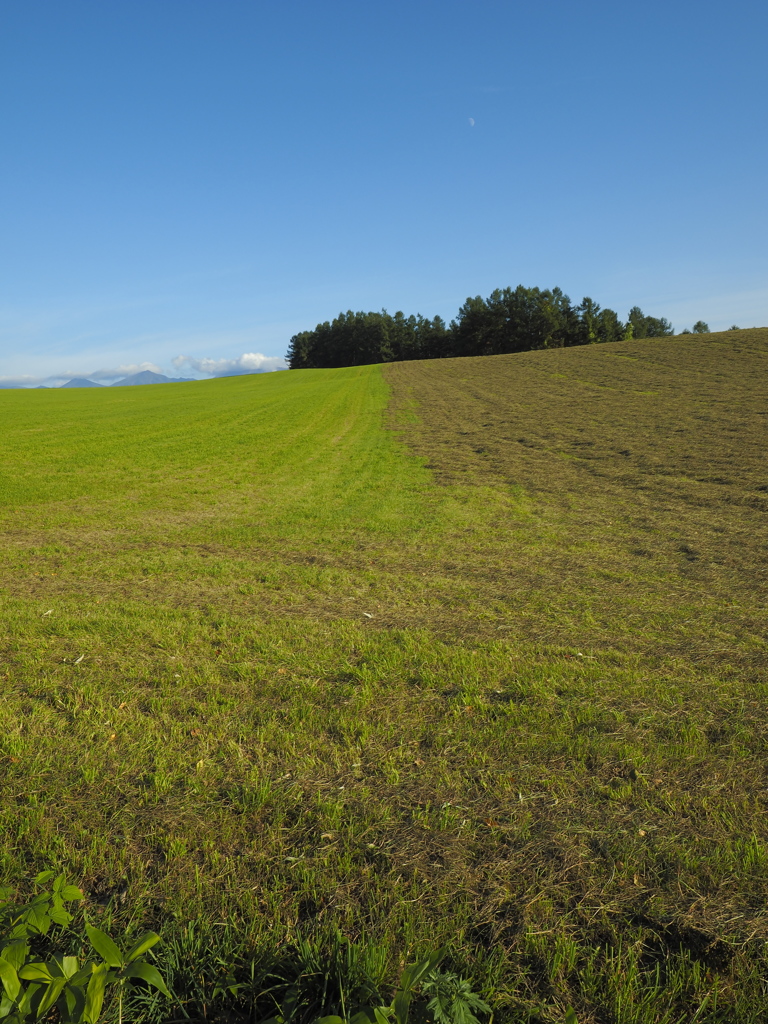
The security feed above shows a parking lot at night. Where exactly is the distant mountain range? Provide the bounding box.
[60,377,104,388]
[110,370,194,386]
[56,371,194,388]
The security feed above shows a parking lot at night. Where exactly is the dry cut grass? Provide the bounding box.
[385,328,768,668]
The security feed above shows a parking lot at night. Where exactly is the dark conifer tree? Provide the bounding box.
[286,289,671,369]
[627,306,674,339]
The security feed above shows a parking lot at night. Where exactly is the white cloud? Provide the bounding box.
[87,362,163,381]
[172,352,286,376]
[0,374,45,388]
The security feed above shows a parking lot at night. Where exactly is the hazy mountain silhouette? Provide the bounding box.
[110,370,194,386]
[60,378,104,388]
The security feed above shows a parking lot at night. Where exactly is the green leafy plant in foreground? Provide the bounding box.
[418,966,493,1024]
[262,949,494,1024]
[0,871,170,1024]
[0,873,584,1024]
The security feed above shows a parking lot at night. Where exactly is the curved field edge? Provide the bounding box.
[0,339,767,1021]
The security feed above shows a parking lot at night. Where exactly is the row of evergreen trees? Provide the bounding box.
[286,286,691,370]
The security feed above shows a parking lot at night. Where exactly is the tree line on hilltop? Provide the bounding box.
[286,285,711,369]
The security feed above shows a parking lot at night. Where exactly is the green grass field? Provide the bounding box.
[2,331,768,1023]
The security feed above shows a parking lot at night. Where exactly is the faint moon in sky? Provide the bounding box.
[469,117,475,127]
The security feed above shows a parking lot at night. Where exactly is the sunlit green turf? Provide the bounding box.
[2,344,768,1023]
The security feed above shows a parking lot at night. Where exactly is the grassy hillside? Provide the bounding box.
[2,330,768,1022]
[385,328,768,661]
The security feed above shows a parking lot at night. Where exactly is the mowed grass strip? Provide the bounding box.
[1,338,768,1022]
[386,328,768,665]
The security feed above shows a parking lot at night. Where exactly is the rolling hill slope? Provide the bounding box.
[1,331,767,1022]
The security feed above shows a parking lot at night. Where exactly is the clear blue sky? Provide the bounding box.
[1,0,766,385]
